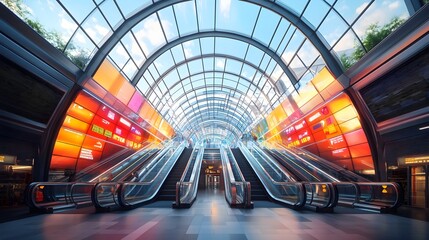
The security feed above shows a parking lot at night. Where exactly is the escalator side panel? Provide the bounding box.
[157,148,194,201]
[231,148,269,201]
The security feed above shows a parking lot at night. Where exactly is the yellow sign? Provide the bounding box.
[382,185,388,194]
[398,155,429,166]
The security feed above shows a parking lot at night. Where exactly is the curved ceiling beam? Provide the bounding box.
[146,53,276,95]
[242,0,344,78]
[177,101,253,128]
[179,106,250,132]
[131,31,298,88]
[186,120,242,140]
[186,119,243,137]
[164,72,271,112]
[176,106,252,132]
[176,108,252,133]
[79,0,190,83]
[172,95,255,126]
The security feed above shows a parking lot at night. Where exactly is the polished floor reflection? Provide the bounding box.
[1,189,429,240]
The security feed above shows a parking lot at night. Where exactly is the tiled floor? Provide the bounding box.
[1,188,429,240]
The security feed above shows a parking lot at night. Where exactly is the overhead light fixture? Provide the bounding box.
[419,125,429,130]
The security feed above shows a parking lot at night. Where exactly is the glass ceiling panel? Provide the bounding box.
[99,0,124,30]
[5,0,412,144]
[215,0,259,36]
[174,1,198,36]
[132,13,166,57]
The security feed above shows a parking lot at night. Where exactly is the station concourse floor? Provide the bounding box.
[1,188,429,240]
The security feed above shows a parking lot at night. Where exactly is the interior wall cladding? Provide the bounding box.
[0,56,64,125]
[359,46,429,123]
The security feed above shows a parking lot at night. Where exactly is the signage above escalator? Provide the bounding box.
[398,155,429,166]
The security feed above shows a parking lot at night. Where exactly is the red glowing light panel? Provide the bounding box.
[97,105,118,124]
[74,91,101,113]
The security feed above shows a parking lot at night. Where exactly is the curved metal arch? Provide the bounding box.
[167,82,267,113]
[175,105,253,132]
[242,0,344,78]
[173,102,257,132]
[185,119,243,137]
[176,108,252,133]
[185,121,242,140]
[161,71,272,108]
[196,133,236,143]
[177,104,250,131]
[183,97,252,123]
[79,0,190,83]
[145,53,277,98]
[131,31,298,88]
[170,91,259,124]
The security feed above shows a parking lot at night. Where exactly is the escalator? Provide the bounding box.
[232,148,269,201]
[157,148,193,201]
[266,149,324,182]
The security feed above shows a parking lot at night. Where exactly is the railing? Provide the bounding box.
[114,142,186,208]
[238,142,305,208]
[92,143,161,182]
[174,145,204,208]
[304,182,337,209]
[282,144,369,182]
[334,182,402,212]
[73,148,134,182]
[220,146,252,208]
[271,144,339,182]
[25,182,96,212]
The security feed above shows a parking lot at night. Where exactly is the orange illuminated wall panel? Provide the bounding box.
[62,115,90,133]
[292,83,318,109]
[344,129,367,146]
[349,143,372,158]
[74,91,101,113]
[338,118,361,133]
[92,59,122,94]
[50,155,77,170]
[333,105,358,124]
[326,93,351,114]
[67,103,95,124]
[312,67,335,92]
[52,141,81,159]
[84,78,108,99]
[81,135,105,152]
[116,78,135,105]
[56,127,85,146]
[352,156,374,171]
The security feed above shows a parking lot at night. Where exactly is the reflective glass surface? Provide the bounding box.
[4,0,412,144]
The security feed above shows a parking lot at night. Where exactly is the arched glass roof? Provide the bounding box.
[4,0,412,144]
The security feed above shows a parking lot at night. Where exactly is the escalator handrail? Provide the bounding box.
[226,147,247,183]
[73,148,132,181]
[238,142,306,207]
[274,143,340,182]
[250,142,296,182]
[337,182,403,210]
[287,144,369,182]
[269,149,319,182]
[118,142,186,207]
[179,147,200,182]
[25,182,74,211]
[133,142,180,182]
[89,142,161,182]
[175,145,205,206]
[220,146,252,207]
[239,142,293,185]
